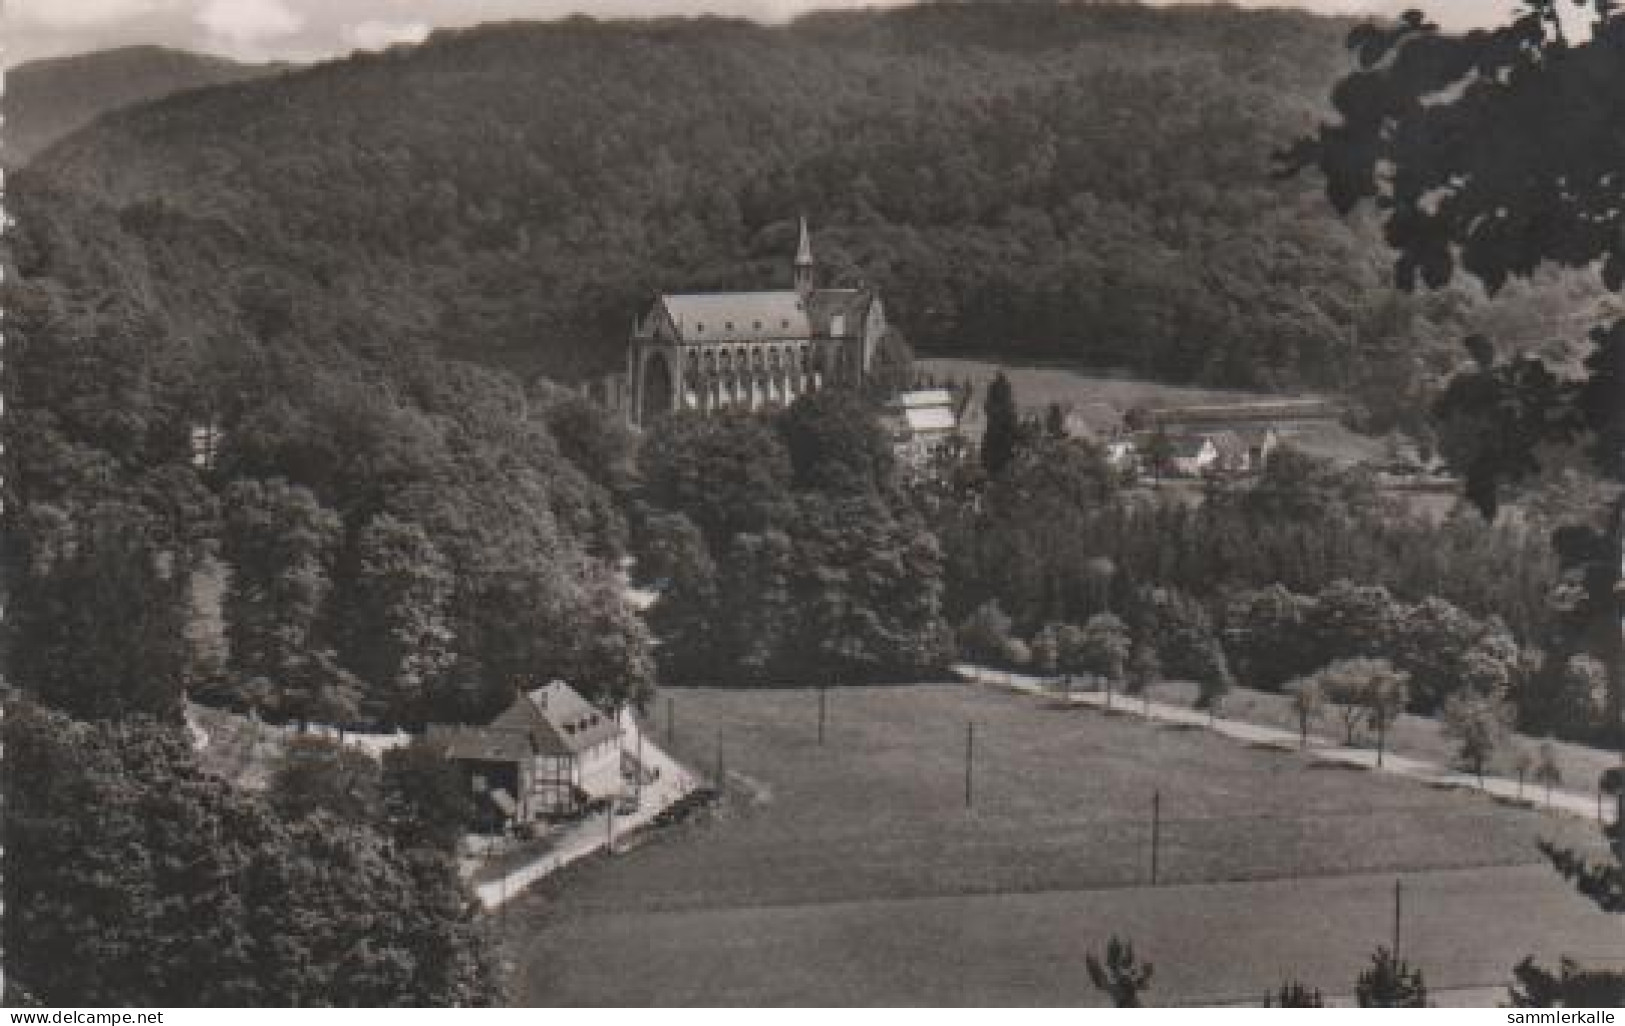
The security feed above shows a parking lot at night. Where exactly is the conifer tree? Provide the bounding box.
[981,372,1019,478]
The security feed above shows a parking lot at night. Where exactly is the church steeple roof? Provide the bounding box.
[795,216,814,267]
[794,216,815,296]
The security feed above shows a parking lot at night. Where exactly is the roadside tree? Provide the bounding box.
[1534,741,1564,806]
[959,599,1015,666]
[1081,613,1131,709]
[1055,622,1089,700]
[1440,688,1516,785]
[1320,657,1408,760]
[1030,623,1061,684]
[1128,642,1162,716]
[1284,672,1327,749]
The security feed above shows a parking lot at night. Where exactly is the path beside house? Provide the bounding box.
[187,701,413,789]
[955,664,1615,825]
[472,710,699,910]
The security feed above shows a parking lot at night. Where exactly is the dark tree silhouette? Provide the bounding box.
[1356,946,1428,1008]
[1265,981,1325,1007]
[1086,936,1154,1007]
[1282,0,1625,721]
[981,372,1019,479]
[1511,956,1625,1008]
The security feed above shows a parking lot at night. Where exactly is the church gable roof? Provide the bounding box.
[654,288,875,343]
[660,291,810,342]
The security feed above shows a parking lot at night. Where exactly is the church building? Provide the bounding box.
[624,219,890,427]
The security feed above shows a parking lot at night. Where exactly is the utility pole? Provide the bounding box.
[1392,878,1403,960]
[818,685,827,746]
[1150,789,1162,886]
[636,722,644,804]
[965,722,975,809]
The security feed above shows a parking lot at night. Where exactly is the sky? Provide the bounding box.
[6,0,1530,67]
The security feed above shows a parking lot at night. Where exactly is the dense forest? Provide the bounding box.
[18,2,1602,437]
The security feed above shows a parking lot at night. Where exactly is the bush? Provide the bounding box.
[959,599,1015,665]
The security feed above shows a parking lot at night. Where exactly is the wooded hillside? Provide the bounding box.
[14,2,1538,431]
[5,45,289,167]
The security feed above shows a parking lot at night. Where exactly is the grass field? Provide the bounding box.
[915,357,1286,412]
[502,683,1624,1006]
[914,357,1388,468]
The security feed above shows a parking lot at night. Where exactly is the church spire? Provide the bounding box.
[794,216,814,296]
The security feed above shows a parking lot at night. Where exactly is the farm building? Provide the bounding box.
[1059,401,1125,440]
[1166,434,1219,477]
[1239,426,1281,469]
[427,680,622,826]
[1127,427,1277,478]
[1204,430,1251,474]
[884,388,962,465]
[1103,438,1136,468]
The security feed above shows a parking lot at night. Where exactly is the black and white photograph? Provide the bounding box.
[6,0,1625,1009]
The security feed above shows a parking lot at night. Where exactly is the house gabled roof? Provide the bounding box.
[489,680,619,757]
[903,406,958,434]
[885,389,958,437]
[1167,434,1215,459]
[895,389,954,409]
[1205,430,1249,461]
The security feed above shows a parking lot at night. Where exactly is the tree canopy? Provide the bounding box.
[4,702,499,1006]
[1286,0,1625,730]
